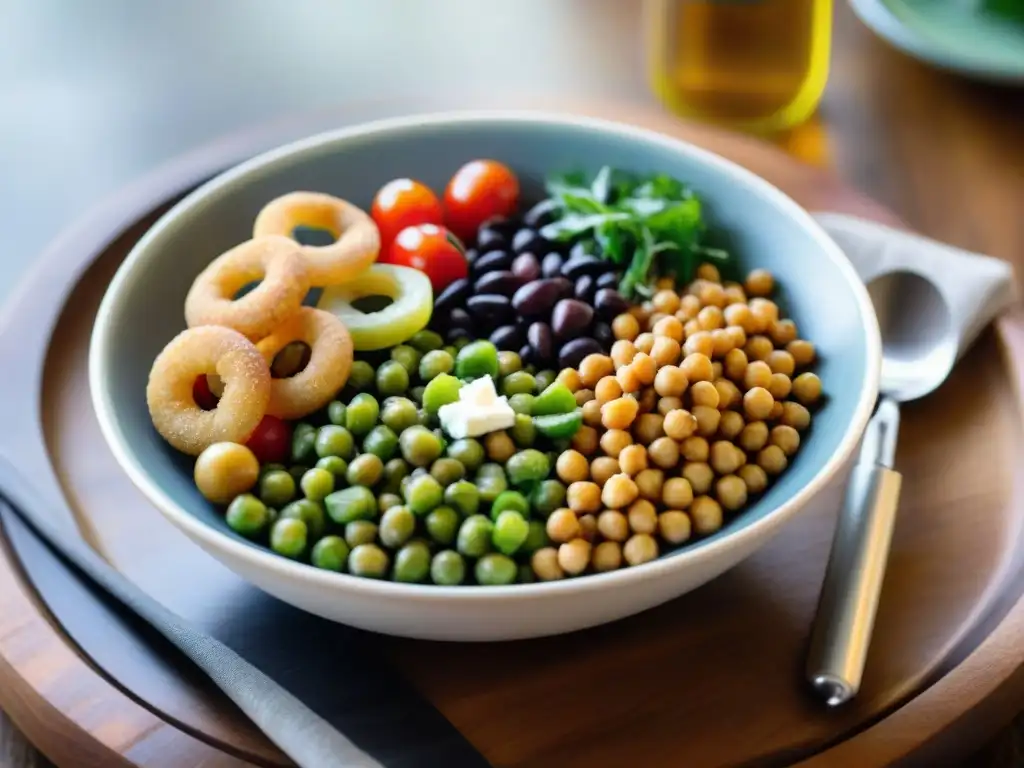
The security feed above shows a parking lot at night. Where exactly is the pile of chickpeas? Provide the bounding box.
[529,265,821,580]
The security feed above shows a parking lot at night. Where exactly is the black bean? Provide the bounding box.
[518,344,533,365]
[528,322,554,365]
[464,248,479,265]
[489,325,524,351]
[472,249,514,276]
[467,294,514,324]
[596,271,620,290]
[570,240,598,260]
[449,307,473,330]
[476,228,506,251]
[574,275,596,304]
[511,252,541,282]
[594,321,614,348]
[446,326,472,343]
[478,215,518,239]
[474,270,523,296]
[512,228,545,255]
[551,299,595,341]
[559,337,603,369]
[523,199,560,229]
[551,276,574,301]
[434,278,471,316]
[541,252,564,279]
[594,288,630,320]
[512,279,563,317]
[561,254,607,280]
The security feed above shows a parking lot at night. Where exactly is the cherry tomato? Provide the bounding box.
[381,223,468,293]
[193,375,218,411]
[246,415,292,465]
[371,178,444,252]
[444,159,520,242]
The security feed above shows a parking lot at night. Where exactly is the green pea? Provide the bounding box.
[376,360,410,396]
[258,470,296,508]
[534,369,557,392]
[347,360,376,391]
[399,425,443,467]
[453,335,471,350]
[315,425,355,460]
[510,413,536,447]
[474,463,508,503]
[475,553,517,585]
[409,329,444,353]
[492,510,529,555]
[456,515,493,558]
[442,345,458,358]
[443,480,480,517]
[425,505,460,546]
[401,467,429,497]
[324,486,376,524]
[422,373,461,415]
[300,467,335,502]
[390,345,423,376]
[393,541,431,583]
[225,494,269,538]
[532,382,576,416]
[505,449,551,487]
[430,550,466,585]
[293,423,316,441]
[522,520,550,555]
[455,340,499,380]
[288,465,309,483]
[411,387,428,407]
[446,438,485,472]
[349,543,389,579]
[357,425,394,463]
[429,458,466,487]
[259,462,287,479]
[517,563,536,583]
[379,505,416,549]
[501,371,536,397]
[433,429,448,454]
[403,473,443,516]
[345,520,378,547]
[530,479,567,517]
[491,490,530,519]
[280,498,326,539]
[291,428,317,464]
[381,458,411,495]
[311,535,350,572]
[380,397,419,433]
[345,393,380,437]
[315,455,348,479]
[507,393,535,416]
[497,350,523,377]
[270,518,307,558]
[378,493,403,514]
[346,453,384,487]
[327,400,347,426]
[418,349,455,382]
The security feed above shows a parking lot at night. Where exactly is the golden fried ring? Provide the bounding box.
[252,191,380,286]
[147,326,271,456]
[184,235,309,341]
[256,307,353,420]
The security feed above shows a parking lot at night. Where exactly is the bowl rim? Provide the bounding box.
[90,109,881,601]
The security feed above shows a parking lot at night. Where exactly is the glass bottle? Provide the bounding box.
[645,0,832,134]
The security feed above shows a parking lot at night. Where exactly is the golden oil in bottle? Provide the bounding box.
[645,0,832,133]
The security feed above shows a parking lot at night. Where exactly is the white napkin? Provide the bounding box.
[813,213,1017,360]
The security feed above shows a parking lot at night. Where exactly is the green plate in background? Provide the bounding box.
[849,0,1024,83]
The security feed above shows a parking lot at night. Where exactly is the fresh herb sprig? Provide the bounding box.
[539,167,732,299]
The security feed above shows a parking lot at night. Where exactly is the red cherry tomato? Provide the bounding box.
[444,160,520,242]
[371,178,444,252]
[381,223,468,293]
[193,375,218,411]
[246,415,292,465]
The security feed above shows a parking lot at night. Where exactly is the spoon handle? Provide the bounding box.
[0,455,384,768]
[806,397,903,706]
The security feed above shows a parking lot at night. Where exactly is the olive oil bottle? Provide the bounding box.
[645,0,832,133]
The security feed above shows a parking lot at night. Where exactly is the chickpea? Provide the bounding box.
[572,423,599,455]
[612,313,641,341]
[627,498,658,534]
[591,457,622,486]
[567,481,602,513]
[690,381,721,409]
[531,547,564,581]
[652,315,685,342]
[634,332,655,355]
[594,375,623,405]
[770,425,801,456]
[602,473,639,509]
[683,331,715,358]
[697,262,721,282]
[792,372,822,405]
[744,335,774,362]
[743,387,775,420]
[680,435,710,461]
[683,319,702,338]
[787,339,816,367]
[690,496,724,535]
[652,289,682,315]
[600,428,633,458]
[680,352,714,383]
[698,281,727,308]
[738,464,769,494]
[697,305,724,331]
[714,378,742,410]
[635,468,665,501]
[602,396,640,429]
[692,405,722,437]
[650,336,682,367]
[749,298,779,330]
[682,462,715,494]
[194,442,259,504]
[578,514,598,542]
[610,339,638,369]
[633,413,666,444]
[713,441,747,475]
[659,511,692,545]
[628,303,651,325]
[725,325,747,349]
[724,347,748,382]
[597,509,630,542]
[769,319,798,346]
[485,431,517,462]
[631,353,657,385]
[722,283,747,306]
[767,372,792,400]
[618,443,648,476]
[623,533,660,566]
[769,401,784,421]
[546,508,581,543]
[658,396,684,416]
[656,276,675,290]
[648,312,669,329]
[766,350,795,377]
[653,365,688,398]
[739,421,769,452]
[556,450,590,484]
[711,361,724,380]
[745,269,774,297]
[716,475,749,511]
[616,363,642,394]
[647,436,681,469]
[724,303,756,334]
[574,388,596,406]
[677,294,702,321]
[781,401,811,431]
[718,410,745,439]
[556,368,583,392]
[663,477,694,509]
[579,354,615,389]
[581,400,603,428]
[743,360,773,391]
[558,539,592,576]
[758,444,789,476]
[710,328,734,358]
[592,540,623,572]
[663,408,697,440]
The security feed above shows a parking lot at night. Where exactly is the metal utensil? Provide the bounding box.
[807,269,959,706]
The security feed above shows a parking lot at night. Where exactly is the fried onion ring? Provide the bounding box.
[252,191,380,285]
[256,307,353,420]
[147,326,271,456]
[184,235,309,341]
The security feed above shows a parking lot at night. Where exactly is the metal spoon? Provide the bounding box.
[806,269,959,706]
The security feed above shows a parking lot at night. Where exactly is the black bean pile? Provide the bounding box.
[430,199,631,369]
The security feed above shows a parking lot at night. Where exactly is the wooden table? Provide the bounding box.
[2,1,1022,765]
